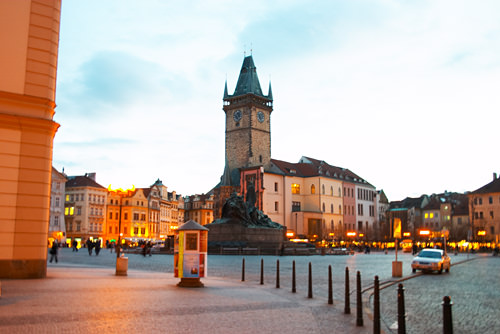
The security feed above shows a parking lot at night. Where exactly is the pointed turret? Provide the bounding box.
[223,80,229,99]
[267,81,273,101]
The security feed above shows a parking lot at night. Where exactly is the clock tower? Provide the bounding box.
[220,55,273,187]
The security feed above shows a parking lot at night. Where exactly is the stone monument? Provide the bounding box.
[206,185,285,253]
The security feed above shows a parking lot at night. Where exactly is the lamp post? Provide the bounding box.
[108,185,135,275]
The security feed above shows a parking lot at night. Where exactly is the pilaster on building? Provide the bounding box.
[0,0,62,278]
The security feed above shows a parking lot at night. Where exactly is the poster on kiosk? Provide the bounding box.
[174,220,208,279]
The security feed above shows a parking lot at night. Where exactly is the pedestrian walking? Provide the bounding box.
[49,240,59,263]
[95,240,101,256]
[72,240,78,252]
[86,238,93,256]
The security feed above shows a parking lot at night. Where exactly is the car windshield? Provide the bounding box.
[419,250,442,259]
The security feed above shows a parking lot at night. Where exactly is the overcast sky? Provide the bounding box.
[53,0,500,201]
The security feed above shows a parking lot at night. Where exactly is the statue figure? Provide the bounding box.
[215,192,283,229]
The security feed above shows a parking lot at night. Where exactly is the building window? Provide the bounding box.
[76,222,81,232]
[292,201,301,212]
[479,198,483,205]
[331,204,334,213]
[490,211,494,219]
[134,227,139,234]
[331,186,334,196]
[291,184,300,194]
[124,213,128,220]
[141,228,145,234]
[65,194,69,202]
[55,197,60,207]
[275,201,279,212]
[274,182,278,192]
[124,227,128,234]
[322,203,325,212]
[54,215,59,226]
[322,185,325,194]
[311,184,315,194]
[489,196,493,204]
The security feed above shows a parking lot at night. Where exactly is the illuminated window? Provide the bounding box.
[311,184,316,194]
[424,213,428,219]
[291,184,300,194]
[430,213,434,219]
[65,194,69,202]
[65,207,69,215]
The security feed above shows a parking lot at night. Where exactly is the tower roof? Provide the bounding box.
[226,55,272,100]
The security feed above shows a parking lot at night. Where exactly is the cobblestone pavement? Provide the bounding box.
[376,254,500,334]
[1,248,491,333]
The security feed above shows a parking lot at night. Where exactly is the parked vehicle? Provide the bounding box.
[411,248,451,274]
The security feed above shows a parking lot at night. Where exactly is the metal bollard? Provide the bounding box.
[328,265,333,305]
[260,258,264,285]
[292,260,296,293]
[308,262,313,298]
[356,271,363,326]
[276,259,280,288]
[397,283,406,334]
[373,275,380,334]
[242,258,245,282]
[442,296,453,334]
[345,267,351,314]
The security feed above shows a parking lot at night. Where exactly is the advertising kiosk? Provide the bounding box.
[174,220,208,287]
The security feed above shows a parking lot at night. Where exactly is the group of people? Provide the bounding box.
[85,238,102,256]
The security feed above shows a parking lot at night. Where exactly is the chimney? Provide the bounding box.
[494,173,498,181]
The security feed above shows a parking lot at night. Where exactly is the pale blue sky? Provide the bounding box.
[53,0,500,200]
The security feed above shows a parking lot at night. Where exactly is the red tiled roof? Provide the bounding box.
[471,177,500,194]
[269,157,374,187]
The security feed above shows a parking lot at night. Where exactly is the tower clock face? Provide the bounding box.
[257,111,265,123]
[233,110,242,122]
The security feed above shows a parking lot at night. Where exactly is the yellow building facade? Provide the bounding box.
[0,0,61,278]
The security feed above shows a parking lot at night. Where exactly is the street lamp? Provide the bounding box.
[108,185,135,275]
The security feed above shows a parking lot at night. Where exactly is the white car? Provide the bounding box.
[411,248,451,274]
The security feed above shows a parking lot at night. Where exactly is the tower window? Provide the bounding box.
[292,184,300,194]
[259,155,262,163]
[311,184,316,194]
